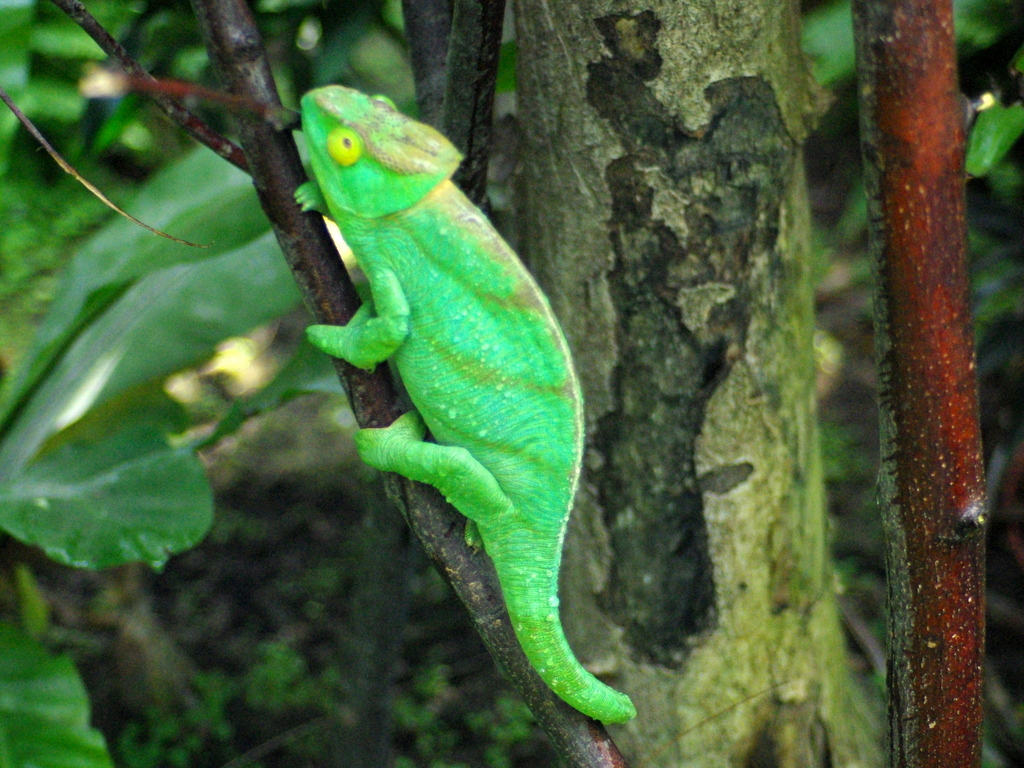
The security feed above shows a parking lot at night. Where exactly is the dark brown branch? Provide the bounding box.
[188,0,628,764]
[47,0,249,172]
[400,0,505,207]
[441,0,506,206]
[400,0,452,126]
[187,4,393,426]
[852,1,987,766]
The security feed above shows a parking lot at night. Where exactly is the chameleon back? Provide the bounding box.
[340,186,584,527]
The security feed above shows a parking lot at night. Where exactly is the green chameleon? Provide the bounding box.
[296,85,636,724]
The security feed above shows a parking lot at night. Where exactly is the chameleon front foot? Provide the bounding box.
[295,179,328,214]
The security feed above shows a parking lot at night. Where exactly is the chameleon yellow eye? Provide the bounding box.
[327,127,362,166]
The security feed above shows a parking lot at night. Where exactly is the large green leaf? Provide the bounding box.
[0,386,213,568]
[0,229,298,479]
[0,230,301,567]
[0,143,304,567]
[0,147,269,437]
[0,623,113,768]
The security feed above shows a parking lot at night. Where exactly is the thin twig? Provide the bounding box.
[852,0,987,765]
[47,0,249,172]
[0,84,204,247]
[219,717,331,768]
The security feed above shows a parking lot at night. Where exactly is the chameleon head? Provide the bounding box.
[300,86,463,218]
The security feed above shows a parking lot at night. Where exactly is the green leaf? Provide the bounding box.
[966,102,1024,178]
[89,94,142,155]
[14,564,50,638]
[0,385,213,569]
[802,0,855,87]
[13,77,85,123]
[954,0,1013,53]
[0,229,298,479]
[0,0,34,172]
[496,42,516,94]
[0,623,114,768]
[0,0,33,40]
[0,145,302,567]
[30,22,106,59]
[0,148,269,440]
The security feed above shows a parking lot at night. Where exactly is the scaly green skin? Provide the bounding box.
[297,86,636,723]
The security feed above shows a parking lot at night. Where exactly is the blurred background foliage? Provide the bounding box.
[2,0,1024,765]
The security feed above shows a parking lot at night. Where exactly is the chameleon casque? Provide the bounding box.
[297,85,636,724]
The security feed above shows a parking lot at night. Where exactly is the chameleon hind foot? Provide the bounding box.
[463,519,484,550]
[355,412,514,526]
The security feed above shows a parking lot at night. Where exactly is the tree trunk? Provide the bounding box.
[512,1,883,765]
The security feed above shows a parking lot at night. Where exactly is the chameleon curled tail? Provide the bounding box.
[297,85,636,723]
[485,522,637,723]
[349,412,637,723]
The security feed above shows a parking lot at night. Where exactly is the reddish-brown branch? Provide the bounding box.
[852,1,987,766]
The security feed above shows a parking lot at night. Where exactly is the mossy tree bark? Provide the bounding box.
[512,1,882,765]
